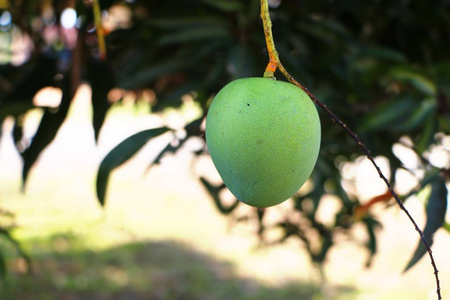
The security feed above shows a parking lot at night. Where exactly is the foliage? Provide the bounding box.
[0,0,449,278]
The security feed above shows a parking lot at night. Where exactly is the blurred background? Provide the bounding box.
[0,0,450,299]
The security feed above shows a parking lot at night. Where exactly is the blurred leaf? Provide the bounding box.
[293,166,328,216]
[0,250,5,279]
[0,103,35,119]
[227,44,256,79]
[184,117,204,136]
[200,178,239,215]
[363,217,382,267]
[0,228,31,274]
[297,22,337,45]
[418,169,441,191]
[416,115,437,154]
[89,60,115,142]
[320,19,353,40]
[152,142,180,166]
[1,56,57,107]
[202,0,244,12]
[96,127,170,206]
[158,27,231,46]
[149,17,229,29]
[0,57,58,121]
[405,176,448,272]
[118,38,228,90]
[389,68,437,96]
[443,222,450,232]
[153,82,200,111]
[21,75,74,188]
[359,96,417,132]
[152,117,203,165]
[359,47,407,63]
[396,98,436,131]
[118,60,185,90]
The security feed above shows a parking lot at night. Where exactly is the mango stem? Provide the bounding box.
[260,0,278,79]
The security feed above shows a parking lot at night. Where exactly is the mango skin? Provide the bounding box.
[206,77,321,207]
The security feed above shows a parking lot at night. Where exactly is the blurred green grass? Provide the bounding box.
[1,234,351,300]
[0,159,355,300]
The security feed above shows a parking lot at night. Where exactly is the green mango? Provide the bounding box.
[206,77,321,207]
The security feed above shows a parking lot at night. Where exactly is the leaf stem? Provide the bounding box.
[260,0,442,299]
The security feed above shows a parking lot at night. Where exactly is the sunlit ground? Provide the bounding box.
[0,85,449,299]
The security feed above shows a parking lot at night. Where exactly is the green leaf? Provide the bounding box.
[21,75,74,188]
[390,68,437,96]
[200,178,239,215]
[363,217,382,267]
[416,115,437,154]
[227,44,256,79]
[151,117,203,170]
[89,60,115,142]
[404,176,448,271]
[158,27,231,46]
[395,98,436,131]
[202,0,244,12]
[359,46,407,63]
[118,60,185,90]
[153,82,200,111]
[96,127,170,206]
[0,102,35,119]
[359,96,417,132]
[0,250,6,279]
[148,17,229,29]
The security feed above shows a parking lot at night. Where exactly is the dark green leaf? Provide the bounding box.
[118,60,185,90]
[21,75,74,188]
[153,82,200,111]
[297,22,337,45]
[184,117,204,137]
[148,17,229,29]
[405,176,448,271]
[200,178,239,215]
[0,102,35,119]
[363,217,382,267]
[158,27,231,46]
[396,98,436,131]
[96,127,170,206]
[416,116,437,154]
[320,19,353,40]
[0,250,6,279]
[89,60,115,142]
[202,0,244,12]
[359,47,407,63]
[227,45,256,79]
[153,117,204,164]
[389,68,437,96]
[359,96,417,132]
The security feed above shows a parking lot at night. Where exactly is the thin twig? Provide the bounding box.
[92,0,107,60]
[260,0,442,299]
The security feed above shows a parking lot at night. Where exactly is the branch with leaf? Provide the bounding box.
[260,0,443,298]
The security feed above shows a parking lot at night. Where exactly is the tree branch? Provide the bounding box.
[260,0,442,298]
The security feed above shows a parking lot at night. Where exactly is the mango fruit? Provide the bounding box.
[206,77,321,207]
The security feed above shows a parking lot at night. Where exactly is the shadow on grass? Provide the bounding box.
[0,234,355,300]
